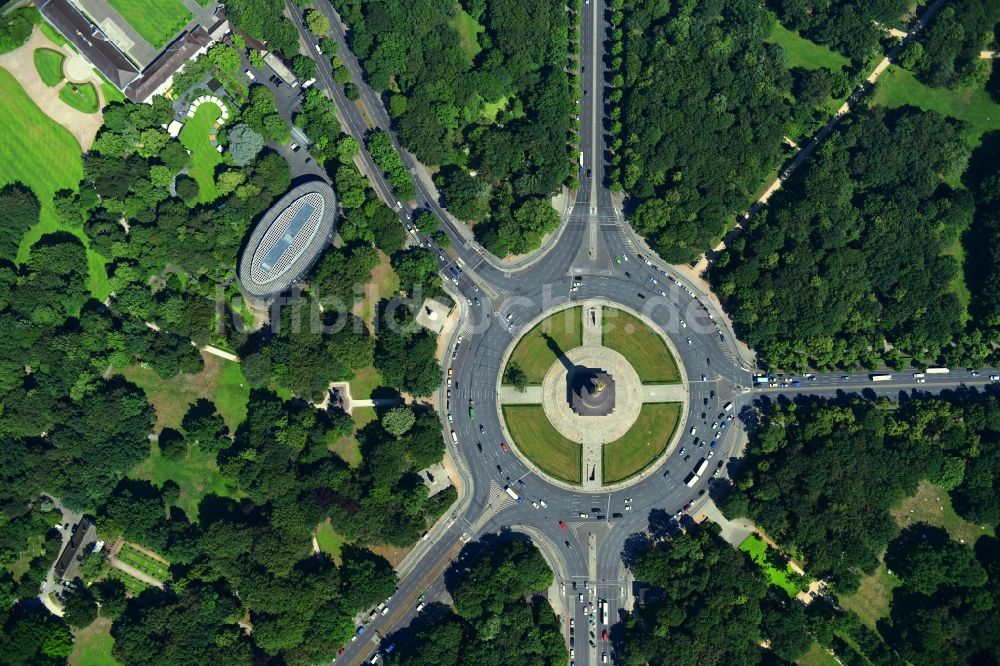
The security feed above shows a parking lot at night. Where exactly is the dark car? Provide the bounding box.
[611,512,623,518]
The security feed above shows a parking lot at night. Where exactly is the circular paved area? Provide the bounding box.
[63,53,93,82]
[541,345,642,443]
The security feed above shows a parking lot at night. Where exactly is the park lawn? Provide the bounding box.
[34,48,65,86]
[602,308,679,383]
[108,567,149,596]
[766,22,849,72]
[739,533,802,597]
[179,102,223,203]
[315,518,346,564]
[132,439,238,520]
[503,405,582,484]
[121,352,248,431]
[798,642,841,666]
[450,2,484,64]
[104,0,192,49]
[329,405,375,467]
[101,82,125,105]
[944,237,970,322]
[69,617,120,666]
[892,481,994,544]
[602,403,681,483]
[839,563,901,629]
[480,95,509,122]
[0,68,111,299]
[359,250,400,328]
[350,366,384,400]
[59,82,99,113]
[874,64,1000,148]
[213,361,250,431]
[506,306,582,384]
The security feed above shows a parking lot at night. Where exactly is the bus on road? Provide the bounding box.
[684,472,698,487]
[693,459,709,478]
[870,374,893,382]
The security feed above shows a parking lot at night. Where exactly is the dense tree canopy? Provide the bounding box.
[711,107,972,369]
[721,393,1000,591]
[770,0,909,63]
[334,0,574,257]
[388,540,564,665]
[614,0,791,263]
[900,0,1000,88]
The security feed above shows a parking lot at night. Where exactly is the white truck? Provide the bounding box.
[504,486,524,503]
[870,374,893,382]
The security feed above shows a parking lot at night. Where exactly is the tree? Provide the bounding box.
[0,8,35,54]
[175,175,200,202]
[227,124,264,166]
[0,183,40,262]
[414,209,438,234]
[381,406,415,436]
[158,427,188,461]
[292,54,317,81]
[305,9,330,36]
[503,362,528,392]
[885,525,987,595]
[207,43,241,73]
[61,579,98,629]
[344,82,360,101]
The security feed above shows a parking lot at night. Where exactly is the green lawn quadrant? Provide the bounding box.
[601,402,681,483]
[179,102,223,203]
[502,404,582,484]
[506,306,582,384]
[104,0,193,49]
[874,64,1000,148]
[59,81,99,113]
[766,22,850,72]
[601,308,679,383]
[315,518,346,564]
[0,68,111,299]
[33,48,65,86]
[739,533,802,597]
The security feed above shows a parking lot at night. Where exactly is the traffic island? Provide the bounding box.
[497,301,688,490]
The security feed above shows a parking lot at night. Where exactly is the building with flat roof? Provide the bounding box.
[238,182,337,301]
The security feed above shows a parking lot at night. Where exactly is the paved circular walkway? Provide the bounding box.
[540,345,642,443]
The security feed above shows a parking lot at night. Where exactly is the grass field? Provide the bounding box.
[329,405,375,467]
[122,352,249,431]
[0,68,111,299]
[350,366,384,400]
[450,2,484,64]
[601,309,679,383]
[480,95,509,122]
[503,405,582,484]
[59,82,99,113]
[766,22,850,72]
[359,250,399,328]
[798,642,841,666]
[892,481,994,544]
[739,534,802,597]
[33,48,65,86]
[131,439,238,520]
[104,0,192,49]
[602,403,681,483]
[179,102,222,203]
[506,307,582,384]
[69,617,120,666]
[118,544,169,581]
[874,64,1000,147]
[839,563,901,629]
[315,518,346,564]
[945,237,970,321]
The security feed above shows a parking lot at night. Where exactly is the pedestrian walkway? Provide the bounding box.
[640,384,686,402]
[497,386,543,403]
[582,303,602,346]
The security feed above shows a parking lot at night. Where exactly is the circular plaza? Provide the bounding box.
[497,301,688,489]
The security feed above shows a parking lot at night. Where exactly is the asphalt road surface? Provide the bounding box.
[277,4,1000,664]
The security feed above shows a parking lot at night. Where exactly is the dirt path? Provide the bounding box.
[0,27,105,150]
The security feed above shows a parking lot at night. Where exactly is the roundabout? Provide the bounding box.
[497,301,688,489]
